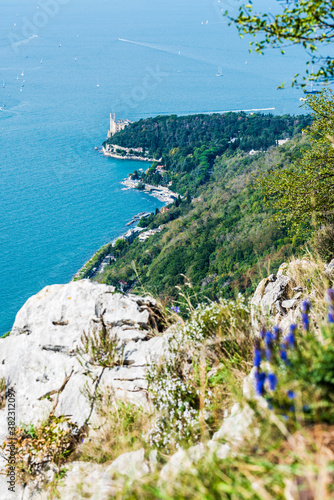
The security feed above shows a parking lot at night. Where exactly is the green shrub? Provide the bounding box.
[312,224,334,262]
[146,295,253,452]
[3,415,79,485]
[77,321,124,369]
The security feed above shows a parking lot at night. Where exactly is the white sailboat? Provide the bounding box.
[21,69,24,76]
[216,66,223,77]
[304,81,321,95]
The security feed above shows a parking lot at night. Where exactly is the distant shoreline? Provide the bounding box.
[73,140,179,282]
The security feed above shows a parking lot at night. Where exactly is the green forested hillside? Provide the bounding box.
[97,118,311,308]
[105,113,311,194]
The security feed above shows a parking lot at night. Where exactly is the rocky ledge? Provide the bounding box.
[0,280,169,497]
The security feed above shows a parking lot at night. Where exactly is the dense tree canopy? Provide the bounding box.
[106,113,311,195]
[225,0,334,85]
[259,91,334,234]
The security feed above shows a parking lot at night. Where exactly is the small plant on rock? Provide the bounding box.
[77,320,124,369]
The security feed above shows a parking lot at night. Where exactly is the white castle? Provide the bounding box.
[107,113,131,138]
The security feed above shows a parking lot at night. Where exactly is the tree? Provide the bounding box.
[258,90,334,235]
[113,238,127,254]
[225,0,334,85]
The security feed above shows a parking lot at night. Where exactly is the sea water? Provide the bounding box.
[0,0,328,334]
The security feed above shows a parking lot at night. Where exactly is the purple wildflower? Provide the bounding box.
[280,347,290,365]
[280,347,287,361]
[254,371,266,396]
[301,312,309,331]
[285,324,296,348]
[301,300,311,313]
[253,348,262,368]
[287,390,295,400]
[171,305,175,311]
[265,331,275,347]
[327,290,334,324]
[273,325,281,338]
[268,373,278,391]
[290,324,297,333]
[265,348,272,361]
[175,306,181,313]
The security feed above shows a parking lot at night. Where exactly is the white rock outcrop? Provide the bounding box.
[251,262,305,333]
[0,280,167,498]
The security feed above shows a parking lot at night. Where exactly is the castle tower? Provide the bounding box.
[108,113,130,138]
[109,113,117,137]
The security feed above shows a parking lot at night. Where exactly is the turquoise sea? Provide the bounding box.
[0,0,327,335]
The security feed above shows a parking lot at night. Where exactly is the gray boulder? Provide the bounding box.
[251,262,305,333]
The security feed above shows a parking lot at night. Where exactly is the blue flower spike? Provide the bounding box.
[253,338,262,368]
[301,300,311,331]
[327,289,334,324]
[268,373,278,391]
[285,324,296,348]
[255,371,266,396]
[273,325,281,339]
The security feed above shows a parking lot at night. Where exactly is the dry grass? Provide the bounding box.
[118,414,334,500]
[0,377,5,410]
[282,251,334,330]
[74,395,152,465]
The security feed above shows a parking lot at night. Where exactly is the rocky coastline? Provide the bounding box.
[121,178,178,204]
[102,146,160,163]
